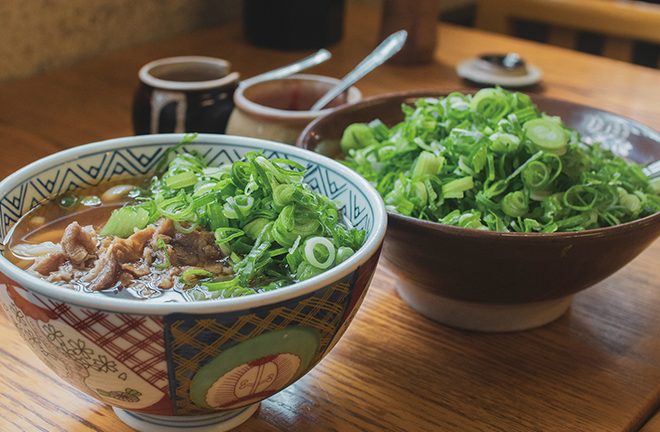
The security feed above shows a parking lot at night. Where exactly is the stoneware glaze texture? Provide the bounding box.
[226,74,361,145]
[133,57,239,135]
[298,91,660,323]
[0,135,386,428]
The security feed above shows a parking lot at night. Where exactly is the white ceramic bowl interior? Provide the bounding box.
[0,134,386,315]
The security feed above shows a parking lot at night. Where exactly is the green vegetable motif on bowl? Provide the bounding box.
[340,87,660,232]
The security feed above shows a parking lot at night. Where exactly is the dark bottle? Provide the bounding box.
[380,0,438,64]
[243,0,345,50]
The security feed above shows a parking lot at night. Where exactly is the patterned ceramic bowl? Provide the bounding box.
[0,134,386,432]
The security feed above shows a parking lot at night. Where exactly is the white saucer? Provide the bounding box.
[456,58,542,87]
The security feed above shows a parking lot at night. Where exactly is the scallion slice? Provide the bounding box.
[303,237,336,270]
[100,206,150,238]
[523,118,568,155]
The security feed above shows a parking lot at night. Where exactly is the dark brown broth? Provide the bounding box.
[3,179,195,303]
[3,179,230,303]
[5,205,117,267]
[3,178,142,267]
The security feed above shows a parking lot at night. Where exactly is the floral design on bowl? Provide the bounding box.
[0,134,387,431]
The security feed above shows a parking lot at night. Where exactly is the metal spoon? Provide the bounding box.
[240,49,332,87]
[310,30,408,111]
[643,159,660,179]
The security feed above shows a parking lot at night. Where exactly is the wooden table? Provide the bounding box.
[1,3,659,431]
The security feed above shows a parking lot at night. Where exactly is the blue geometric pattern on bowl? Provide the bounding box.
[0,135,386,428]
[0,141,374,242]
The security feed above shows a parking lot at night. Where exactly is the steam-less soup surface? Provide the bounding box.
[4,138,366,302]
[4,179,183,301]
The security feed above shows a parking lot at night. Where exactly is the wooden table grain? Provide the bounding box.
[0,3,659,431]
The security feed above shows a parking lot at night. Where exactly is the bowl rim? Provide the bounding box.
[297,89,660,240]
[0,134,387,315]
[234,73,362,121]
[139,56,240,91]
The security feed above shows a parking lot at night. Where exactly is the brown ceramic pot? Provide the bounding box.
[133,56,239,135]
[226,74,361,145]
[297,90,660,331]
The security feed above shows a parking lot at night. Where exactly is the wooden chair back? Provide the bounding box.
[475,0,660,66]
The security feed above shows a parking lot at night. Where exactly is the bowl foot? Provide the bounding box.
[396,281,572,332]
[113,403,259,432]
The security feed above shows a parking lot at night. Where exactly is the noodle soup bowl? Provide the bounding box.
[0,134,386,431]
[298,90,660,332]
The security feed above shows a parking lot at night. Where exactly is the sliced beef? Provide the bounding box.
[200,262,232,275]
[119,272,135,287]
[157,271,175,289]
[148,218,175,267]
[121,262,150,277]
[31,252,67,276]
[29,216,231,294]
[113,226,156,262]
[154,218,175,239]
[143,246,154,267]
[83,226,156,291]
[46,263,74,283]
[82,248,121,291]
[170,230,221,267]
[61,222,97,266]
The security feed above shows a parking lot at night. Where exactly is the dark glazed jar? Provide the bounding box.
[133,56,240,135]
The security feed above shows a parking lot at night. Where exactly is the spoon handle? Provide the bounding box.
[643,159,660,179]
[311,30,408,111]
[241,49,332,87]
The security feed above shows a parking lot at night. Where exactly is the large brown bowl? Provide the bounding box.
[297,91,660,332]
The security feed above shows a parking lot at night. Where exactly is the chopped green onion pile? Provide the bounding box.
[340,88,659,232]
[102,135,366,298]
